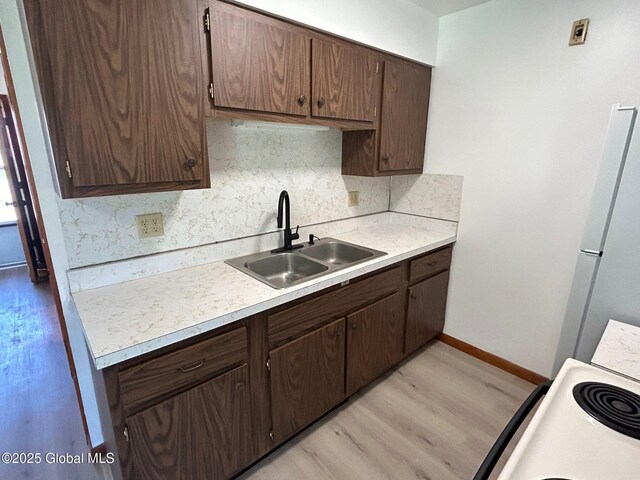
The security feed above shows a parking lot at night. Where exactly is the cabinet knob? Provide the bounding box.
[297,95,307,106]
[185,157,197,168]
[381,156,390,163]
[352,323,357,329]
[317,96,325,108]
[235,382,245,390]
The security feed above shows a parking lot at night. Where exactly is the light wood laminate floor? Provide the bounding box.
[239,341,535,480]
[0,266,100,480]
[0,265,535,480]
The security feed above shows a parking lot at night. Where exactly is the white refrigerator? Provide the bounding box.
[554,104,640,372]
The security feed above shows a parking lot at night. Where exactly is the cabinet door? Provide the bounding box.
[378,60,431,172]
[346,293,404,396]
[211,2,310,115]
[405,271,450,354]
[127,364,251,480]
[26,0,207,195]
[312,39,379,122]
[269,318,345,444]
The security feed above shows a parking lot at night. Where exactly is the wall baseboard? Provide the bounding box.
[438,333,549,385]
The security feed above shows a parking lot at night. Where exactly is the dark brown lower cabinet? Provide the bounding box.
[405,270,451,354]
[127,364,251,480]
[269,318,346,444]
[107,248,453,480]
[346,293,404,395]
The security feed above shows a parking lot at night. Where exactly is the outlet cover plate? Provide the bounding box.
[136,213,164,239]
[348,191,360,207]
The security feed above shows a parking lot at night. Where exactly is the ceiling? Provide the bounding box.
[407,0,491,17]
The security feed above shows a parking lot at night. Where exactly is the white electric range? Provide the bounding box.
[473,320,640,479]
[497,357,640,479]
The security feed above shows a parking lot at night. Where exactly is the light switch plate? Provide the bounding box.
[348,191,360,207]
[136,213,164,239]
[569,18,589,46]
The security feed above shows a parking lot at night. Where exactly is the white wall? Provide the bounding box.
[234,0,439,65]
[0,0,110,448]
[426,0,640,376]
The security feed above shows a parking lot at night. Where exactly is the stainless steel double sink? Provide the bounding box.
[225,238,387,289]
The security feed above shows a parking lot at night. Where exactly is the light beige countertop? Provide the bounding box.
[591,319,640,382]
[73,218,456,369]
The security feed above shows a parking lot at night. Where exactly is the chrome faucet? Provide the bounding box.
[271,190,302,253]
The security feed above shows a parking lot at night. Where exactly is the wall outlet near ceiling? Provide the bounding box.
[348,191,360,207]
[136,213,164,239]
[569,18,589,46]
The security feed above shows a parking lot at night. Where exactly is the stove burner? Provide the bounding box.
[573,381,640,440]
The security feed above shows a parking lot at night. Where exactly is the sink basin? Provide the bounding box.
[300,241,374,265]
[244,253,328,289]
[225,238,387,289]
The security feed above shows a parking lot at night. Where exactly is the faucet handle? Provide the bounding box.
[291,225,300,240]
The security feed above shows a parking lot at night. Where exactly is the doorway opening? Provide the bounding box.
[0,94,47,278]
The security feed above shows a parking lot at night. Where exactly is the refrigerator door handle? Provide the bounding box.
[580,249,603,257]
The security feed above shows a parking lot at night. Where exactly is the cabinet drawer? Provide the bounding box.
[119,327,247,411]
[409,246,452,282]
[268,266,402,347]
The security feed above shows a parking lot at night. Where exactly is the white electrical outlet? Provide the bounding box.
[136,213,164,239]
[348,191,360,207]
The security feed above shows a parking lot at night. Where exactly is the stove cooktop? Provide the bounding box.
[573,381,640,440]
[497,359,640,480]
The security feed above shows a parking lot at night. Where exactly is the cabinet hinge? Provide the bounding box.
[376,62,379,73]
[269,429,274,441]
[65,160,73,179]
[208,82,214,100]
[203,9,211,33]
[266,357,271,371]
[374,106,377,117]
[123,426,129,442]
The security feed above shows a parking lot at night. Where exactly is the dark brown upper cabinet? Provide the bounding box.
[206,1,380,130]
[378,60,431,173]
[205,1,432,175]
[24,0,209,198]
[210,2,310,116]
[342,59,431,176]
[311,38,380,122]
